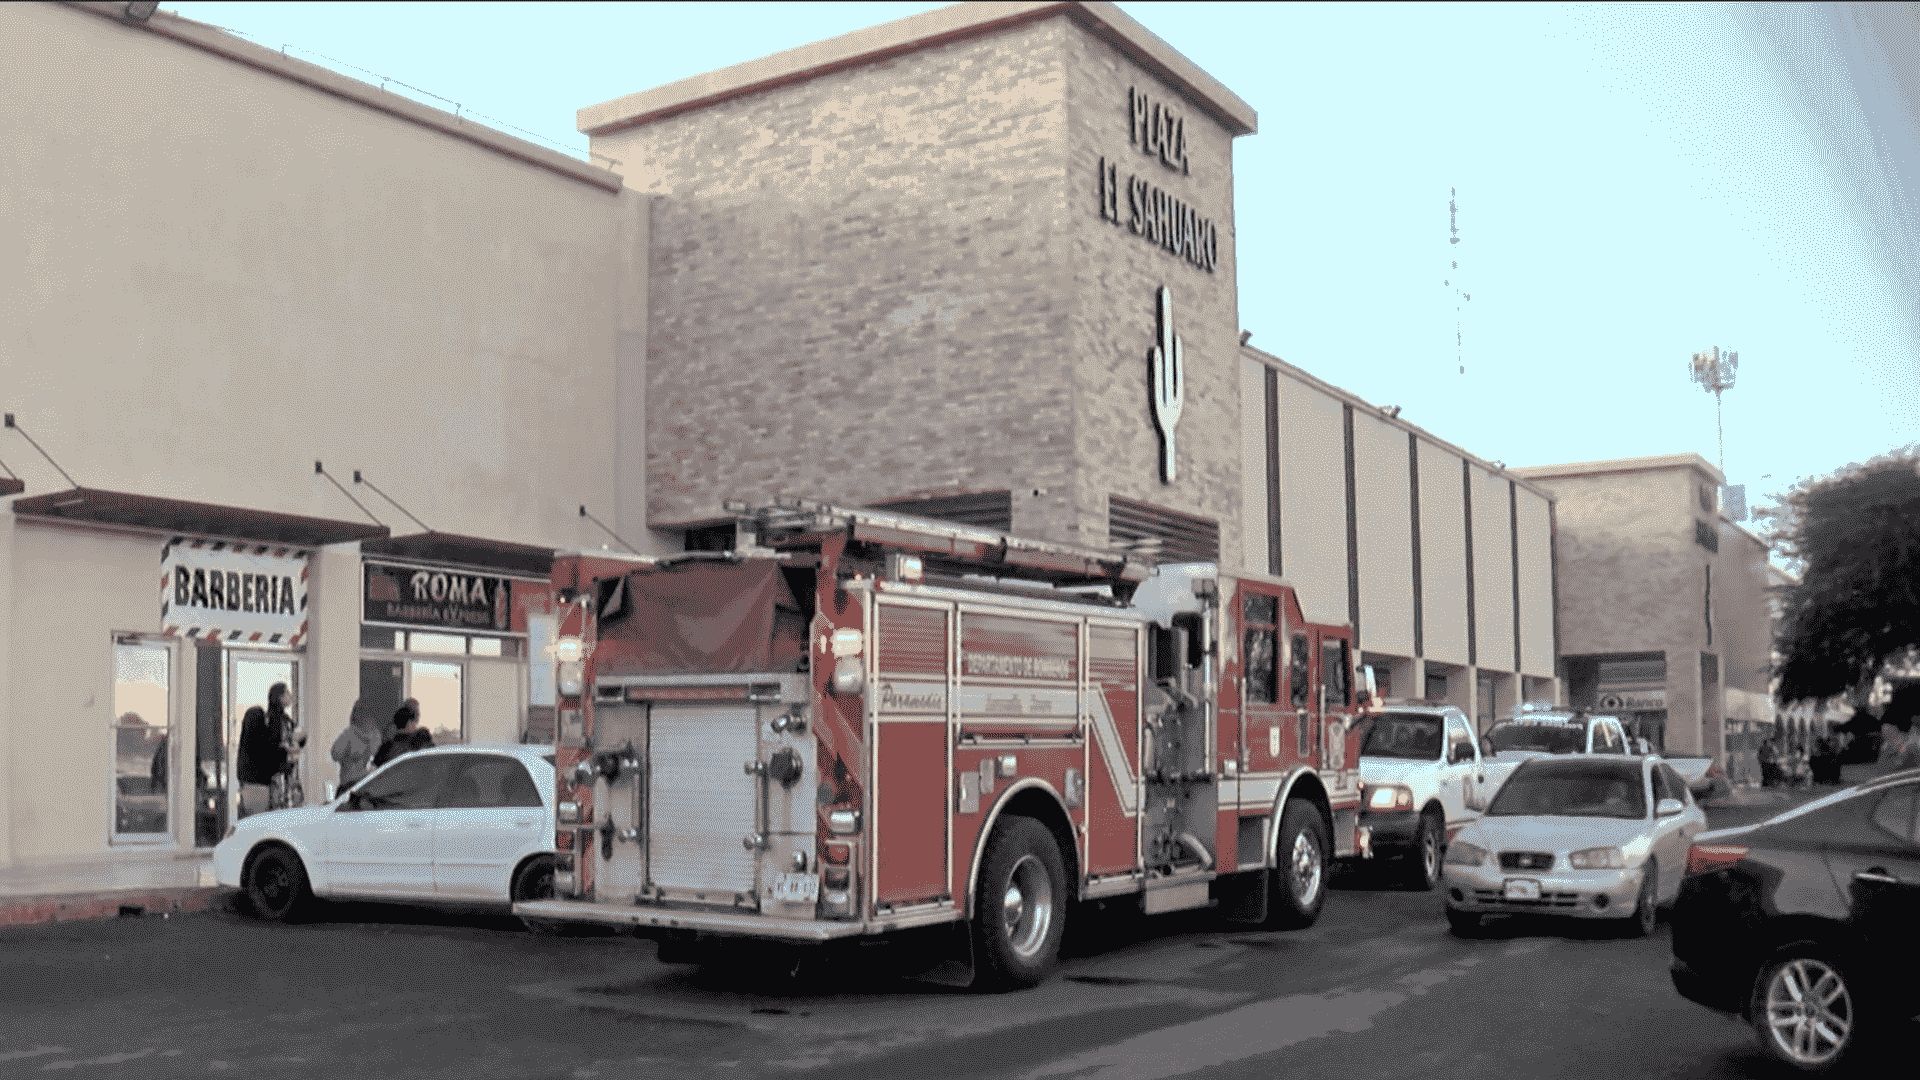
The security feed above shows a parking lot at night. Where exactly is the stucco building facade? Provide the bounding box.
[3,0,1558,872]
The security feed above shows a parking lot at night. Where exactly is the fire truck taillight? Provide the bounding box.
[828,628,866,696]
[554,830,575,852]
[553,636,588,697]
[823,843,851,865]
[828,809,862,836]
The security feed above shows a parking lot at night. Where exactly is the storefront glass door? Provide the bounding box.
[226,652,300,814]
[111,639,173,844]
[359,655,465,748]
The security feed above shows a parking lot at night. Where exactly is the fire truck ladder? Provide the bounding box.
[723,497,1156,587]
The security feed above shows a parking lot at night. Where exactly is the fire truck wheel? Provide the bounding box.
[972,817,1068,990]
[1265,800,1330,930]
[243,844,312,923]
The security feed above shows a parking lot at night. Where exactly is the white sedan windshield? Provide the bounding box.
[1488,762,1646,820]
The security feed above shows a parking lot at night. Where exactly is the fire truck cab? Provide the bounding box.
[515,500,1370,988]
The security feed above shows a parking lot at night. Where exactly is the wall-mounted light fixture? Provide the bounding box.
[124,1,160,22]
[1381,405,1402,419]
[1238,330,1252,346]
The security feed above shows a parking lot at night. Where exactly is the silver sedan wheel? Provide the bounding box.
[1291,828,1324,907]
[1002,853,1054,959]
[1763,958,1853,1068]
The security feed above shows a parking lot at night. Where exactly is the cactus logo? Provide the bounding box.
[1149,285,1184,483]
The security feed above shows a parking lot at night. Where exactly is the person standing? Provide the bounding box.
[235,706,284,818]
[264,682,305,808]
[330,698,384,794]
[374,699,433,768]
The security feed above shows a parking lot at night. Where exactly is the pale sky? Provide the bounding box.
[168,1,1920,517]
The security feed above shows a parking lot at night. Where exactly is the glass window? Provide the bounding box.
[360,627,405,650]
[1289,635,1310,709]
[1870,784,1920,845]
[112,641,172,840]
[441,755,542,810]
[349,755,455,811]
[407,632,468,656]
[1362,713,1443,760]
[470,636,504,658]
[1446,718,1476,764]
[1485,722,1586,755]
[1487,761,1648,819]
[1320,638,1351,707]
[1659,764,1692,805]
[1242,592,1279,705]
[410,660,464,745]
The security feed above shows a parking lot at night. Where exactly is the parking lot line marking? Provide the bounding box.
[0,1049,67,1064]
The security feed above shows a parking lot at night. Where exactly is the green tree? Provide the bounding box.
[1762,446,1920,705]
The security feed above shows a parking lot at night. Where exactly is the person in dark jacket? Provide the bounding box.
[235,706,284,818]
[373,699,433,767]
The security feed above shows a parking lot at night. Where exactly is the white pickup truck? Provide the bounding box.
[1353,702,1499,891]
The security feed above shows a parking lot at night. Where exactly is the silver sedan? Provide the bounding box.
[1441,755,1709,937]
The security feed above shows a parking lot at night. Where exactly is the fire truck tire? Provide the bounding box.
[243,843,312,923]
[1265,800,1330,930]
[972,817,1068,990]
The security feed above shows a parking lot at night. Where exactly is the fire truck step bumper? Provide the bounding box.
[513,901,870,942]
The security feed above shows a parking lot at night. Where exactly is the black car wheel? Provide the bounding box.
[1751,949,1861,1074]
[513,855,571,936]
[1404,811,1443,891]
[243,844,312,923]
[1623,865,1658,938]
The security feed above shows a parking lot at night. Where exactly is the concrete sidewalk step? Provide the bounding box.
[0,886,223,929]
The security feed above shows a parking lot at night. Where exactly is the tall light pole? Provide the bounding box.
[1690,346,1738,477]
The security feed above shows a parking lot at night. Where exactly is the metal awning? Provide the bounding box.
[0,477,22,497]
[10,487,389,547]
[360,530,557,579]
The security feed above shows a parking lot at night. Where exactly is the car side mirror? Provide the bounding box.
[1656,798,1684,818]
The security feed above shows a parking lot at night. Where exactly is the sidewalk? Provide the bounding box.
[0,849,223,929]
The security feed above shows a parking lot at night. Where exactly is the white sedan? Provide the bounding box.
[1441,755,1709,938]
[215,744,558,925]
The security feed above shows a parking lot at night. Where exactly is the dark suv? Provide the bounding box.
[1669,768,1920,1073]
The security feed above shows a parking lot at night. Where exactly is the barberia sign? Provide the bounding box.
[1096,85,1220,273]
[161,538,309,646]
[364,561,511,633]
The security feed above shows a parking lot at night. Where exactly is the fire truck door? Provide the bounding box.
[872,603,952,908]
[591,701,647,901]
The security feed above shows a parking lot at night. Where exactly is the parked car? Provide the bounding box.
[1476,706,1634,796]
[1354,702,1495,889]
[1442,755,1708,937]
[215,744,558,928]
[1669,767,1920,1074]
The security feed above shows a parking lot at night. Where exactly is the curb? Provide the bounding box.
[0,886,225,929]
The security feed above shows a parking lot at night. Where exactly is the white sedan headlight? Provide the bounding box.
[1366,784,1414,811]
[1568,846,1627,870]
[1443,840,1488,867]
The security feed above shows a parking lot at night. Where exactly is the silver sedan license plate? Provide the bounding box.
[1503,878,1541,901]
[771,872,819,904]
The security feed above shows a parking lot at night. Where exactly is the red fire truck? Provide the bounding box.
[515,500,1373,988]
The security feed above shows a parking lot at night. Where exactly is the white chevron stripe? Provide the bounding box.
[1086,687,1139,816]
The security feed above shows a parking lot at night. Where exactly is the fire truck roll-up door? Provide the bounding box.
[649,700,761,900]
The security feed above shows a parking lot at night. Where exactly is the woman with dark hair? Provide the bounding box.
[264,682,306,808]
[373,698,433,767]
[235,706,283,818]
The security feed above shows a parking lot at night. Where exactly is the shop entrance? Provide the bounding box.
[225,651,300,820]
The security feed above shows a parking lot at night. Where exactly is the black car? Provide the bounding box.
[1669,767,1920,1073]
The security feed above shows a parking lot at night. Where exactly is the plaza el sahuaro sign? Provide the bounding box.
[364,561,512,634]
[1097,86,1220,273]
